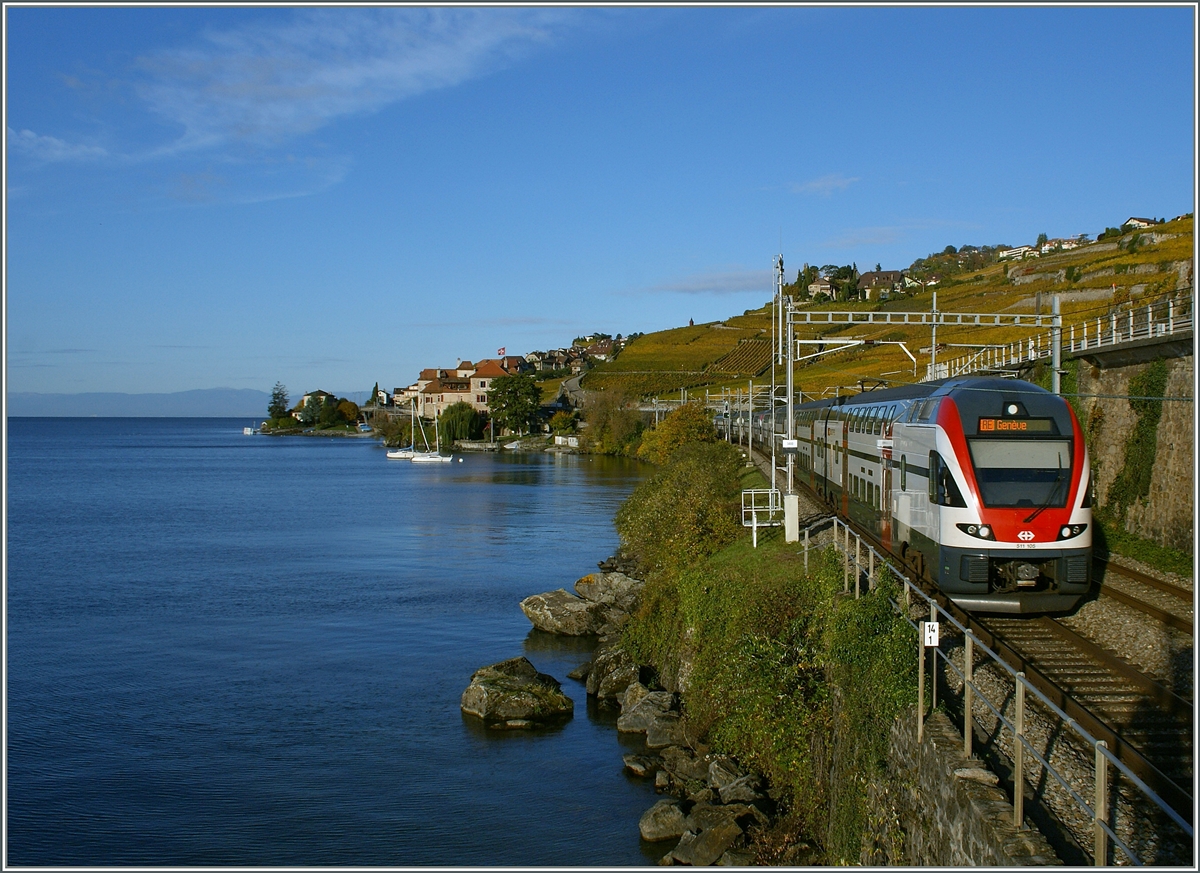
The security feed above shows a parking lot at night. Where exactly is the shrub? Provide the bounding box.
[636,401,717,466]
[582,389,643,455]
[615,441,743,579]
[548,410,578,434]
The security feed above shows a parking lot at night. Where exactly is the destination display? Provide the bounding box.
[977,417,1054,434]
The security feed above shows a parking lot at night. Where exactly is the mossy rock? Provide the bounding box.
[460,657,574,729]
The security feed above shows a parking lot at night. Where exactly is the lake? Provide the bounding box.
[5,418,661,865]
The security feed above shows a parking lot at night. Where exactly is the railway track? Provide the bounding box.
[969,612,1193,823]
[1095,556,1194,635]
[807,493,1197,826]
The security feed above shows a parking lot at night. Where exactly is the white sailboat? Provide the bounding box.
[410,413,453,463]
[386,401,419,459]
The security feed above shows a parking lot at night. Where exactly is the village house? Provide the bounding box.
[998,245,1038,261]
[584,338,615,361]
[856,270,903,300]
[807,276,834,298]
[1123,217,1159,229]
[292,390,334,419]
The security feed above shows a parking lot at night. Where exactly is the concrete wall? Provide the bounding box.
[861,707,1061,866]
[1078,354,1194,552]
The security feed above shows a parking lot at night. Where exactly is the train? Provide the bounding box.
[748,376,1092,612]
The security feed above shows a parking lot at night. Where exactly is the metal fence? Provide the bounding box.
[936,293,1194,381]
[804,516,1193,866]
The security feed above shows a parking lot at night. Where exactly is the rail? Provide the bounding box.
[816,517,1192,866]
[936,293,1193,381]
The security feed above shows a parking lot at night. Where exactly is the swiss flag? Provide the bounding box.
[497,347,506,356]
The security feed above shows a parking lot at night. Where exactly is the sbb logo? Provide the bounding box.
[1018,530,1035,541]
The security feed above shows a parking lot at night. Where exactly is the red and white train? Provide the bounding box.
[754,377,1092,612]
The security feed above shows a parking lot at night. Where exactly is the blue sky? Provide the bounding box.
[5,5,1195,397]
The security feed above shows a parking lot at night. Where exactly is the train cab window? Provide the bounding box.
[917,398,939,422]
[968,439,1072,509]
[928,451,967,507]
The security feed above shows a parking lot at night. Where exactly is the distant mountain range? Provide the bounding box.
[7,388,273,418]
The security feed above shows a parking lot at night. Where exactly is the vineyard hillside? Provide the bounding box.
[582,215,1193,401]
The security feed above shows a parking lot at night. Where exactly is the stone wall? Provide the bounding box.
[861,707,1061,866]
[1078,355,1194,552]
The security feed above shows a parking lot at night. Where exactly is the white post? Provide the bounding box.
[930,291,938,375]
[1052,295,1062,395]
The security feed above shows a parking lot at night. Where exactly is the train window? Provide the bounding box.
[886,405,896,427]
[928,451,967,507]
[900,456,907,490]
[873,408,882,435]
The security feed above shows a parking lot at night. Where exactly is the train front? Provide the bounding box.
[933,380,1092,613]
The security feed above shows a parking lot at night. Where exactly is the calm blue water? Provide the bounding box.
[6,418,661,866]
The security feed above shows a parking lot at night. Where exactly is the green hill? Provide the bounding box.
[583,215,1193,400]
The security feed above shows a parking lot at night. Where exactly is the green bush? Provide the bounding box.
[621,539,916,863]
[615,441,743,578]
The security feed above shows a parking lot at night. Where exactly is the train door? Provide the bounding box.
[840,415,849,518]
[880,406,895,552]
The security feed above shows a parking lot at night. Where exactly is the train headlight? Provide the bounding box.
[1057,524,1088,540]
[956,523,996,541]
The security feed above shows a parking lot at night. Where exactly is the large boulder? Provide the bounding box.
[617,690,676,733]
[460,657,573,728]
[586,645,638,700]
[646,712,688,750]
[519,589,603,635]
[574,571,642,606]
[669,819,743,867]
[661,745,710,783]
[639,798,688,842]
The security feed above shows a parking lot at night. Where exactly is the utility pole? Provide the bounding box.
[1051,294,1062,395]
[781,253,799,543]
[931,290,938,378]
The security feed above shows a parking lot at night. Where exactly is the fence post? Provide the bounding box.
[843,524,850,593]
[1014,675,1026,829]
[1094,740,1109,866]
[964,635,974,758]
[1169,298,1175,333]
[855,535,861,599]
[917,630,925,743]
[804,526,809,572]
[869,548,875,590]
[1128,309,1133,341]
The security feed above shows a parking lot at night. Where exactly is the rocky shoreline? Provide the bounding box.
[460,556,778,866]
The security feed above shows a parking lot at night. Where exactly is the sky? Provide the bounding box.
[4,4,1196,398]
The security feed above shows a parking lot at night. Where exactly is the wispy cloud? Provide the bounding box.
[789,173,859,196]
[6,127,107,163]
[631,268,773,296]
[135,8,568,155]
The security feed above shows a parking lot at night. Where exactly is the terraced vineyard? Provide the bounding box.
[584,216,1193,400]
[710,338,773,376]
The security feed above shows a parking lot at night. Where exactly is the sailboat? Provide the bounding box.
[410,412,453,463]
[386,401,419,459]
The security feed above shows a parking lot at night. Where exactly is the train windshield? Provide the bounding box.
[967,439,1072,508]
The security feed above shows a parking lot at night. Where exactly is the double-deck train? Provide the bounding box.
[750,377,1092,612]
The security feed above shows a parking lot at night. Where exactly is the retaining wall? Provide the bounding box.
[861,707,1061,866]
[1078,355,1194,552]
